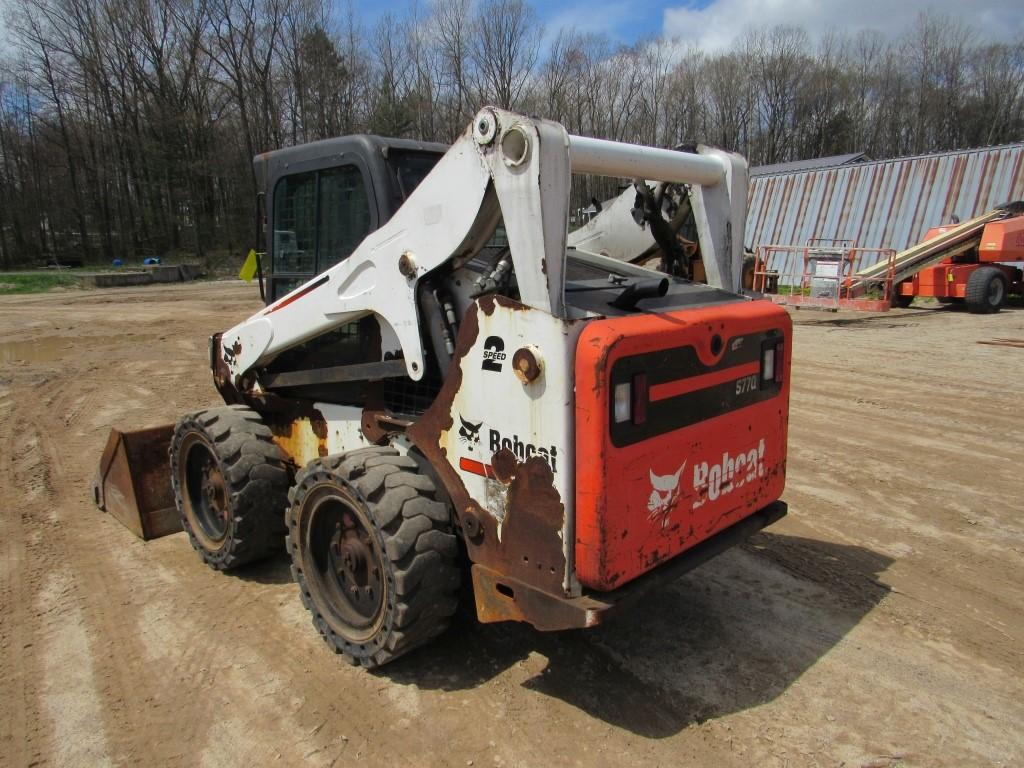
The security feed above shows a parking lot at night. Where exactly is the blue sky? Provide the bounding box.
[4,0,1022,55]
[342,0,1024,50]
[343,0,697,46]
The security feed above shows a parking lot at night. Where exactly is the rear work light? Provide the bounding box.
[613,382,631,423]
[761,345,775,383]
[761,338,785,386]
[612,373,649,424]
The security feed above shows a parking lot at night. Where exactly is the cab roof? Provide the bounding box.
[253,135,449,180]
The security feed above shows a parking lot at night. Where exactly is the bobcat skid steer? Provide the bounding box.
[94,107,791,668]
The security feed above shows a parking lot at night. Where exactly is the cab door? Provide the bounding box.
[268,163,376,303]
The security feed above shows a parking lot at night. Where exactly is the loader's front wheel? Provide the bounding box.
[287,448,460,668]
[171,405,289,570]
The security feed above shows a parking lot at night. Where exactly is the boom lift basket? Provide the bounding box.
[753,243,897,311]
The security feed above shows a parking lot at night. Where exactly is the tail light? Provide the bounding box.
[632,373,648,424]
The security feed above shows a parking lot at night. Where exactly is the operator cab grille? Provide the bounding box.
[382,373,441,418]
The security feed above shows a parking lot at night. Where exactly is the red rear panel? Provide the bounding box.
[574,300,792,591]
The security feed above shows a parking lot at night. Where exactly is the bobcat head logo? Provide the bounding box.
[648,462,687,528]
[458,415,482,446]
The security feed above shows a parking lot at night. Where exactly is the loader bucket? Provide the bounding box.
[92,425,182,540]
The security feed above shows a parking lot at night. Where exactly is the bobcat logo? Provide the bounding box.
[458,416,483,447]
[647,462,687,528]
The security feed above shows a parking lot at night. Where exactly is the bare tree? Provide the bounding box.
[0,0,1020,271]
[470,0,540,109]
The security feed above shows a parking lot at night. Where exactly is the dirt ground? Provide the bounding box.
[1,281,1022,768]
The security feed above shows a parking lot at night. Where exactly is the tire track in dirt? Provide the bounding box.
[0,395,31,767]
[36,569,113,767]
[0,376,112,768]
[9,353,219,764]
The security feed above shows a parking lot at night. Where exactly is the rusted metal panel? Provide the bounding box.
[93,425,181,540]
[270,415,329,468]
[748,143,1024,257]
[408,296,585,623]
[471,501,788,630]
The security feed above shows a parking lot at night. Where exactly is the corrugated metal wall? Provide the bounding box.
[746,144,1024,266]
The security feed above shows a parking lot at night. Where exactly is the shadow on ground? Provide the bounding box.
[793,300,1023,331]
[374,532,892,738]
[229,551,295,585]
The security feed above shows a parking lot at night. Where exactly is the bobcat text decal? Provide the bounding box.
[648,438,767,525]
[692,438,766,508]
[454,418,559,478]
[488,430,558,473]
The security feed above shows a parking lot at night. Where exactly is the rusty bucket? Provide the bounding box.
[92,425,182,540]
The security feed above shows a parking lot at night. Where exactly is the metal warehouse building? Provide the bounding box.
[745,143,1024,256]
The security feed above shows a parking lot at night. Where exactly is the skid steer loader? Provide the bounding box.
[94,107,791,668]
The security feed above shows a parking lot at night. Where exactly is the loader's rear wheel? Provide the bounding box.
[287,448,460,668]
[965,267,1008,314]
[171,405,289,570]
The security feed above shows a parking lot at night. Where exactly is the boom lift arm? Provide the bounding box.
[218,108,748,387]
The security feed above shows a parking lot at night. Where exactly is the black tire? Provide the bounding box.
[170,405,289,570]
[965,266,1008,314]
[287,448,460,668]
[891,292,914,308]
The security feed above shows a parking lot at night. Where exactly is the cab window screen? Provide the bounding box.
[271,276,306,301]
[318,166,371,271]
[272,171,316,274]
[390,151,441,199]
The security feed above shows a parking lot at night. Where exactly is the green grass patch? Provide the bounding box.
[0,272,83,295]
[776,284,811,296]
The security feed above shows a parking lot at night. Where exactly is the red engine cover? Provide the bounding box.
[574,299,792,591]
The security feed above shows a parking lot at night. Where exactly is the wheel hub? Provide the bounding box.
[989,279,1004,304]
[181,436,230,545]
[308,494,386,636]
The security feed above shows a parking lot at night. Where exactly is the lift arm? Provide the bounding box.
[219,107,747,384]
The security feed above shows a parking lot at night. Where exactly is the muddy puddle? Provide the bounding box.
[0,337,72,364]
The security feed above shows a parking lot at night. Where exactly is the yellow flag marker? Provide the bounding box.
[239,249,259,282]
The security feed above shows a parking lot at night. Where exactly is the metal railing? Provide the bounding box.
[753,242,897,311]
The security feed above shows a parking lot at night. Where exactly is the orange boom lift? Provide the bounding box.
[891,203,1024,313]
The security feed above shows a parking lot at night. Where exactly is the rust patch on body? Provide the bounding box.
[268,410,329,468]
[210,333,244,405]
[408,299,568,602]
[477,293,530,317]
[408,302,480,516]
[495,456,567,591]
[309,410,328,440]
[490,448,517,484]
[361,409,412,445]
[360,409,389,445]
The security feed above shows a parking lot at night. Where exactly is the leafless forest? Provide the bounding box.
[0,0,1022,266]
